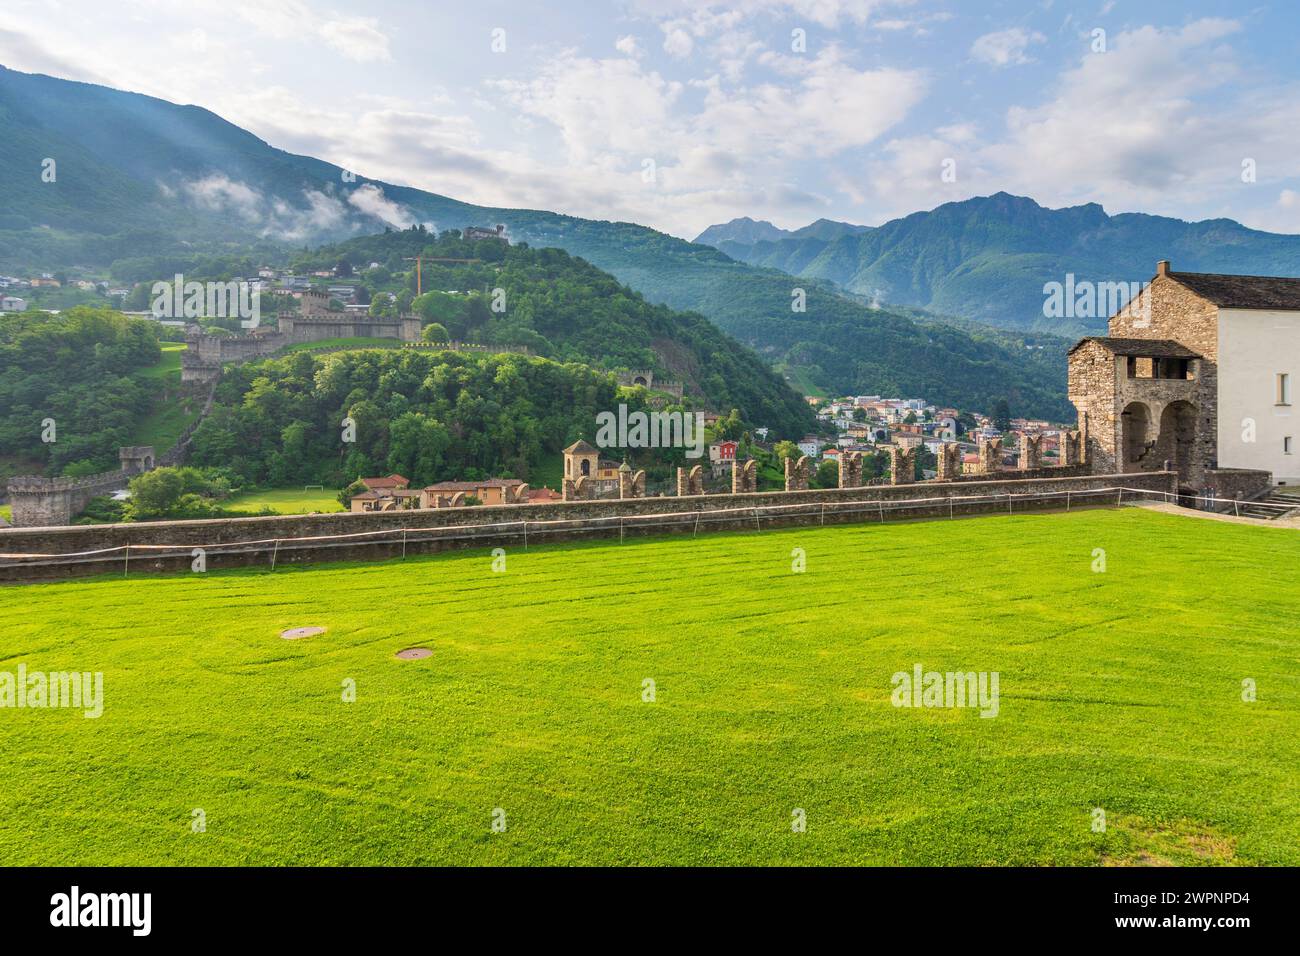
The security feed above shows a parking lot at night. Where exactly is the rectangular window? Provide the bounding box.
[1286,436,1294,455]
[1279,372,1292,406]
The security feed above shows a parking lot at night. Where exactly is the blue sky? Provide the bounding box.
[2,0,1299,237]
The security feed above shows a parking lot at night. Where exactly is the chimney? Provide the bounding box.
[1156,259,1170,277]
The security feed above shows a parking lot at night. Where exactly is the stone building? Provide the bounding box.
[1068,260,1299,489]
[562,441,621,499]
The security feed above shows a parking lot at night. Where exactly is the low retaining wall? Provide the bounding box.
[0,471,1177,582]
[1204,468,1273,504]
[952,463,1090,482]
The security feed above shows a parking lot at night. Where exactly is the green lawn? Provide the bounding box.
[0,504,10,523]
[127,344,197,451]
[281,337,403,353]
[223,487,345,515]
[0,508,1297,866]
[135,342,186,382]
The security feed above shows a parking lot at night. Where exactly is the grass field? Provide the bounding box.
[222,487,345,515]
[1,507,1297,866]
[281,337,404,353]
[127,344,199,451]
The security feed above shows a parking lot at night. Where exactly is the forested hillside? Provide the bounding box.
[0,308,162,476]
[189,349,646,489]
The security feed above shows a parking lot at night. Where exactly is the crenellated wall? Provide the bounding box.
[0,471,1179,582]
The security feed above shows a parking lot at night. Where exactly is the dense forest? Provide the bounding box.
[288,229,816,436]
[189,348,658,488]
[0,307,161,476]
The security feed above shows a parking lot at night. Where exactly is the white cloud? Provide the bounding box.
[970,28,1046,67]
[345,184,417,227]
[318,17,392,63]
[615,35,642,57]
[662,26,694,57]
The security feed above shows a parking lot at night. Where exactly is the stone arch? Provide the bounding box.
[580,458,590,477]
[1121,401,1155,470]
[632,374,649,387]
[1156,400,1197,482]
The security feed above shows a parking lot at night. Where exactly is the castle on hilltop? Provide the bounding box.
[182,290,421,383]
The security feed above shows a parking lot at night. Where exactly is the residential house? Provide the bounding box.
[421,478,527,508]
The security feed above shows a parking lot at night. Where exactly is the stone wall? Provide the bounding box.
[0,471,1178,582]
[936,444,962,481]
[182,311,422,383]
[977,437,1004,474]
[7,446,155,527]
[1204,468,1273,504]
[732,459,757,494]
[783,455,810,492]
[1019,434,1044,470]
[889,446,916,484]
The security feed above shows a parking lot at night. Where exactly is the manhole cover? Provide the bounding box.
[281,626,327,640]
[395,647,432,660]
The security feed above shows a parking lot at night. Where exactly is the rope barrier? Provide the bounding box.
[3,485,1292,567]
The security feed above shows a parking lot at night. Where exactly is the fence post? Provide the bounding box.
[401,529,407,559]
[694,511,701,538]
[270,539,280,571]
[820,502,825,527]
[123,544,129,578]
[523,521,528,550]
[753,508,760,532]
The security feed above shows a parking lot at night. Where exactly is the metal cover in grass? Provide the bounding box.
[281,626,327,640]
[395,647,432,660]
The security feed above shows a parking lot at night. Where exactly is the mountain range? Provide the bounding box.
[696,193,1300,335]
[4,64,1238,420]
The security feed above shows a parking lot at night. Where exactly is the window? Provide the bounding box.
[1286,436,1294,455]
[1279,372,1293,406]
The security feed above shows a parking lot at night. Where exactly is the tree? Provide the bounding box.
[852,407,867,422]
[993,399,1011,433]
[421,322,449,343]
[811,459,838,489]
[773,440,799,460]
[124,467,229,520]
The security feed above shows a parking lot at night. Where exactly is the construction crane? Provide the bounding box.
[403,255,482,296]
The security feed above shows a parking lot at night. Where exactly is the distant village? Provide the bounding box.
[804,394,1060,478]
[0,225,514,317]
[346,392,1066,514]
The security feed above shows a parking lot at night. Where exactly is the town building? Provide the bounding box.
[421,479,527,508]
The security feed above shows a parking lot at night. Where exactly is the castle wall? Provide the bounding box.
[0,471,1178,582]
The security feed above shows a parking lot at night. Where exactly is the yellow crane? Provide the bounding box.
[403,255,482,296]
